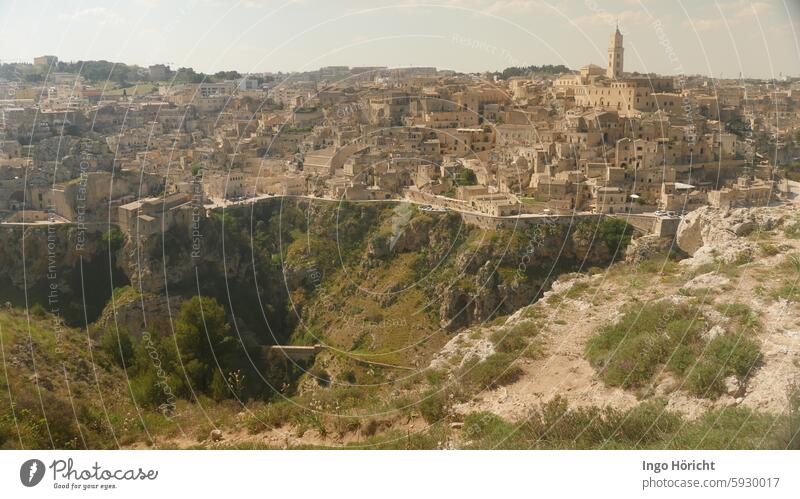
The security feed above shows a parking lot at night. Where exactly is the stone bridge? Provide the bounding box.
[264,344,323,362]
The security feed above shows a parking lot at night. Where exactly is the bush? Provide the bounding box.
[99,328,134,368]
[686,333,762,398]
[131,369,172,409]
[210,371,230,401]
[455,168,477,186]
[29,303,47,318]
[462,411,515,446]
[309,366,331,387]
[685,361,725,397]
[598,217,633,252]
[338,370,357,384]
[419,389,449,424]
[716,302,759,330]
[706,333,762,380]
[102,227,125,251]
[246,401,301,432]
[490,322,537,354]
[759,242,780,256]
[784,220,800,239]
[586,301,705,389]
[463,353,523,390]
[425,369,446,386]
[774,384,800,449]
[175,296,233,392]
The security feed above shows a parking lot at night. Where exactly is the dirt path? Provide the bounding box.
[453,277,640,420]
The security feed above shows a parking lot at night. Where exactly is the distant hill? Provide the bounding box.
[0,60,243,84]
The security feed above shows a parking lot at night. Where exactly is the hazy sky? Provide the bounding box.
[1,0,799,78]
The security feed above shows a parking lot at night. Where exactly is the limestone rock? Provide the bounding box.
[210,429,224,442]
[702,325,726,342]
[684,272,730,291]
[676,206,785,267]
[724,375,745,398]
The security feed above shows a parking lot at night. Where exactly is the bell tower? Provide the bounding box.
[607,25,624,79]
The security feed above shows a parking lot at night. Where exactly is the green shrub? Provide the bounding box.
[29,303,47,318]
[131,369,172,408]
[586,301,705,389]
[102,227,125,251]
[598,217,633,252]
[774,384,800,449]
[462,411,515,447]
[759,242,780,256]
[667,344,695,375]
[684,332,761,398]
[246,401,301,433]
[685,361,726,397]
[99,327,134,368]
[463,353,523,390]
[784,220,800,239]
[716,302,760,330]
[771,281,800,302]
[425,369,446,386]
[338,370,357,384]
[706,333,762,380]
[490,321,538,355]
[419,389,449,424]
[210,371,230,401]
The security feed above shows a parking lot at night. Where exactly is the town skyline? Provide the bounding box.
[2,2,800,459]
[1,0,799,79]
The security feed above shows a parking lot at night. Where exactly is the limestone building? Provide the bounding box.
[607,26,624,79]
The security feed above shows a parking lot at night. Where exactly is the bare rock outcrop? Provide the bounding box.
[677,206,786,266]
[625,234,676,263]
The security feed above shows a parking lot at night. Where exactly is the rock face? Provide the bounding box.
[2,199,636,340]
[625,234,676,263]
[0,226,128,325]
[677,206,786,266]
[94,291,183,339]
[436,220,629,330]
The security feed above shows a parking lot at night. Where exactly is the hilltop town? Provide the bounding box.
[2,26,800,452]
[1,28,798,237]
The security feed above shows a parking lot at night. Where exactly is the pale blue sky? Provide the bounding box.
[1,0,798,77]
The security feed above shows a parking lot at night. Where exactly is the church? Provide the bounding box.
[554,26,677,116]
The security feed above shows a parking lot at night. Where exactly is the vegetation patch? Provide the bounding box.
[587,301,707,389]
[490,321,541,358]
[461,353,523,391]
[459,396,795,449]
[685,333,762,398]
[587,299,762,398]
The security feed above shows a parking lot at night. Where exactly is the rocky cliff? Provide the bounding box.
[0,225,128,325]
[677,205,789,267]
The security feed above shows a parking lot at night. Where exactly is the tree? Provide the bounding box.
[213,70,241,81]
[210,371,229,401]
[455,168,477,186]
[175,296,233,391]
[102,227,125,251]
[174,67,205,84]
[100,327,134,368]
